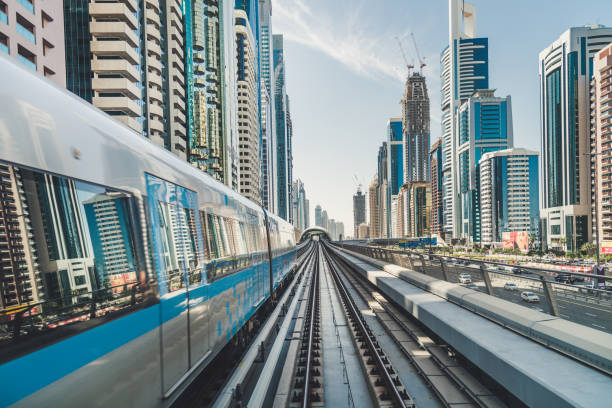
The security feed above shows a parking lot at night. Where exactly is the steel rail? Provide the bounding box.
[302,246,319,408]
[322,246,407,408]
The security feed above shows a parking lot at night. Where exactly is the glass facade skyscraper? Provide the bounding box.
[441,0,489,240]
[456,90,513,243]
[387,117,403,196]
[273,34,289,220]
[539,25,612,251]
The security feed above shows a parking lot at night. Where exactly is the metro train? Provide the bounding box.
[0,55,297,407]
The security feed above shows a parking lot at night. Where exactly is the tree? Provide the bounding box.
[580,242,596,257]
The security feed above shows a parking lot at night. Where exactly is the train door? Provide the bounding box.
[145,175,207,396]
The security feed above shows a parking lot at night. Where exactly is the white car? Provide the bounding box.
[504,282,519,291]
[521,291,540,303]
[458,273,472,284]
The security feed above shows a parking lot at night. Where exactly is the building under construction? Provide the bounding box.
[402,72,430,183]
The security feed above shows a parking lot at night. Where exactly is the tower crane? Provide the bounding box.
[410,32,426,73]
[353,174,363,193]
[395,36,413,78]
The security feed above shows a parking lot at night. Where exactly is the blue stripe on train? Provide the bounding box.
[1,251,295,406]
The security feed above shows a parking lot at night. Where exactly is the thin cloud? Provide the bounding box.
[272,0,405,83]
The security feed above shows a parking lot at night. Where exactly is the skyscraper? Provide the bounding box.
[64,0,188,159]
[403,73,430,183]
[387,117,404,196]
[369,178,379,238]
[479,149,540,245]
[0,164,44,311]
[441,0,489,239]
[353,189,366,238]
[591,42,612,251]
[377,142,389,237]
[430,138,444,238]
[273,34,289,220]
[457,89,513,243]
[315,204,322,227]
[235,9,261,203]
[0,0,65,86]
[83,192,137,288]
[259,0,276,213]
[539,25,612,252]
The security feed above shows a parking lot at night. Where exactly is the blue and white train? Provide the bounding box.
[0,55,296,407]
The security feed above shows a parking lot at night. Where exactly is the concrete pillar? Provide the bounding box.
[480,264,495,296]
[440,258,450,281]
[539,276,560,317]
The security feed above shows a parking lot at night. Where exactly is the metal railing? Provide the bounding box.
[336,243,612,331]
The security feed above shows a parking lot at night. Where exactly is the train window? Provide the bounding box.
[200,212,257,281]
[154,202,202,291]
[0,163,155,365]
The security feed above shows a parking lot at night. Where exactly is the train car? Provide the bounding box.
[0,55,296,407]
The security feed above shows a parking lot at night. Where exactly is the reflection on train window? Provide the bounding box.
[0,163,155,364]
[201,211,265,282]
[155,202,202,291]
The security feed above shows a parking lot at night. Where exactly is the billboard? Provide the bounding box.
[602,241,612,255]
[502,231,529,252]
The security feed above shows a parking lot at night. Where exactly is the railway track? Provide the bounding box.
[324,242,507,408]
[207,239,509,407]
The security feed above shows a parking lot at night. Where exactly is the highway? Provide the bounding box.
[428,262,612,334]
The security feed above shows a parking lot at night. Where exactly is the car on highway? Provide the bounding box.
[459,273,472,284]
[521,291,540,303]
[466,283,479,290]
[511,267,522,274]
[504,282,519,291]
[555,274,572,284]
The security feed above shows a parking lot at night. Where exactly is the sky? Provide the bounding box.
[271,0,611,236]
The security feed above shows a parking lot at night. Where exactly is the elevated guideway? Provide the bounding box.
[328,243,612,408]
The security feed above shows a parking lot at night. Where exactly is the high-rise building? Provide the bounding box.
[273,34,289,220]
[0,164,45,311]
[479,149,540,245]
[353,189,366,238]
[396,187,406,237]
[315,204,322,227]
[591,42,612,250]
[405,182,431,238]
[290,179,308,231]
[189,0,231,182]
[321,210,328,232]
[304,199,310,229]
[22,171,95,306]
[369,178,379,238]
[387,117,404,196]
[63,1,188,159]
[235,9,260,203]
[403,73,430,183]
[430,138,444,237]
[83,192,137,288]
[286,96,294,222]
[0,0,65,86]
[539,25,612,252]
[441,0,489,239]
[457,89,513,243]
[259,0,276,212]
[358,223,369,239]
[337,221,344,240]
[377,142,389,237]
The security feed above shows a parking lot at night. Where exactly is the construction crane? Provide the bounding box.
[395,36,413,78]
[410,32,426,73]
[353,174,363,193]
